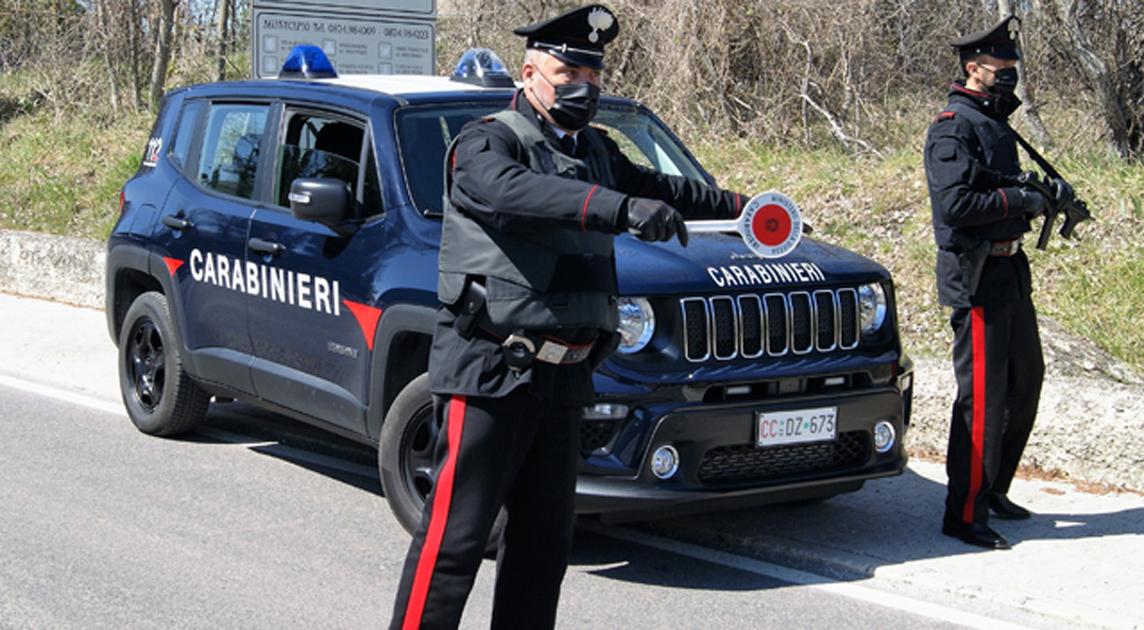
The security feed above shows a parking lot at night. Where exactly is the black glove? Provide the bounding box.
[1020,189,1046,218]
[1049,177,1075,207]
[624,198,689,246]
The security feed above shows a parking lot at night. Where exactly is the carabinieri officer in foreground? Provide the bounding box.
[388,4,746,628]
[924,16,1055,551]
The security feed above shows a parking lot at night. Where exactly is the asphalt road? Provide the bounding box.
[3,292,1144,629]
[1,295,969,629]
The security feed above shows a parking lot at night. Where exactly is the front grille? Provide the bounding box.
[681,288,859,362]
[696,430,869,487]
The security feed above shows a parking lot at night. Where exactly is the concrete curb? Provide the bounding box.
[3,228,1142,492]
[1,229,105,310]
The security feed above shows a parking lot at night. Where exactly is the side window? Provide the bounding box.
[275,111,378,218]
[170,100,202,168]
[195,103,270,199]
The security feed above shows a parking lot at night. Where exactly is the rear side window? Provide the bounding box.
[170,100,202,168]
[196,103,270,199]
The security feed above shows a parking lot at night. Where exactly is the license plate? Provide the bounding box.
[756,407,837,447]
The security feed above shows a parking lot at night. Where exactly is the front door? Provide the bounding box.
[246,108,386,434]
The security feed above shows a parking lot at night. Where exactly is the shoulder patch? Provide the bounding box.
[936,111,956,122]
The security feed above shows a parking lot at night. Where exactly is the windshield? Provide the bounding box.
[395,101,710,214]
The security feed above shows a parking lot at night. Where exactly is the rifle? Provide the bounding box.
[968,158,1093,251]
[1009,171,1092,250]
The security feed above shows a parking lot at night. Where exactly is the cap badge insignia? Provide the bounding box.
[587,8,614,43]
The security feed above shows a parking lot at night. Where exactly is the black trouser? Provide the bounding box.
[945,296,1044,525]
[390,388,580,630]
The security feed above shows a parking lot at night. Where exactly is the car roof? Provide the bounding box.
[318,74,518,96]
[174,73,646,110]
[172,74,530,110]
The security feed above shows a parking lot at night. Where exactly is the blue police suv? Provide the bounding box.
[107,47,914,534]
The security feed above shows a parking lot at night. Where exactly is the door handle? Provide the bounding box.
[161,215,191,230]
[248,238,285,257]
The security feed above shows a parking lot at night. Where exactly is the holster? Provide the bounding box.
[950,233,991,297]
[453,278,487,340]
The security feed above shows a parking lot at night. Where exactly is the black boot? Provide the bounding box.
[942,519,1011,550]
[988,493,1032,520]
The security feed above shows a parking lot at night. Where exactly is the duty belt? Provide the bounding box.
[989,238,1021,256]
[502,332,596,371]
[454,279,597,371]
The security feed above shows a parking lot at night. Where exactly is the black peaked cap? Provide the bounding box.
[951,16,1022,60]
[514,4,619,70]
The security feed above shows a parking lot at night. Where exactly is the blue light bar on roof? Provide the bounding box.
[279,45,338,80]
[450,48,515,88]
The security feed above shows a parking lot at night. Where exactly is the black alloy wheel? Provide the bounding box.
[118,292,210,436]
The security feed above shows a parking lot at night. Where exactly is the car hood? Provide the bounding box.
[614,229,890,295]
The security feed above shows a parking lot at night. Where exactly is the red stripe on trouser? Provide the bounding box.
[403,396,467,630]
[963,307,987,522]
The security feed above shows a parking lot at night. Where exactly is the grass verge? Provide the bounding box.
[0,108,151,240]
[1,103,1141,375]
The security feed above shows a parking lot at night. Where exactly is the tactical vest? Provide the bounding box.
[438,110,619,332]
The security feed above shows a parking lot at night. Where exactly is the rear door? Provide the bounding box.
[157,100,273,394]
[245,106,386,434]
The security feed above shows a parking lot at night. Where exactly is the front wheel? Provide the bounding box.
[118,291,210,437]
[378,374,505,551]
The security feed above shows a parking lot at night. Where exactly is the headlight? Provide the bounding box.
[616,297,655,354]
[858,283,888,335]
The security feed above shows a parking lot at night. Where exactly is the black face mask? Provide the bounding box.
[989,67,1019,97]
[533,71,600,131]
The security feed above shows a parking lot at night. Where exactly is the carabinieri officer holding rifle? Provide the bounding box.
[923,16,1072,551]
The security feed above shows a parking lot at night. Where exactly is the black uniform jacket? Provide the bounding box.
[924,82,1035,308]
[428,91,744,405]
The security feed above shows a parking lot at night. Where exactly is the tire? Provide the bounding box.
[118,291,210,437]
[378,373,505,551]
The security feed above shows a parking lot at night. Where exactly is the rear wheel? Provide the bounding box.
[118,292,210,436]
[378,374,505,551]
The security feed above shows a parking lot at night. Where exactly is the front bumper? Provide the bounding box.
[574,386,909,520]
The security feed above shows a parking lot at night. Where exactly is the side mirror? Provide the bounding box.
[288,178,358,236]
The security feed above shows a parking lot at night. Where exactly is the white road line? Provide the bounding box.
[581,520,1033,630]
[0,374,125,416]
[0,373,379,480]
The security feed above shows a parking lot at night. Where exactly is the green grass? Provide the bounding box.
[2,95,1141,376]
[0,109,151,240]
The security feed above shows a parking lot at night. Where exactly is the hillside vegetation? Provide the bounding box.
[1,0,1142,373]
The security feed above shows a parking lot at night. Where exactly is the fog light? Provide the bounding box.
[650,445,680,479]
[583,403,628,420]
[873,420,896,453]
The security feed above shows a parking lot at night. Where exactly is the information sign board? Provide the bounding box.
[253,10,435,78]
